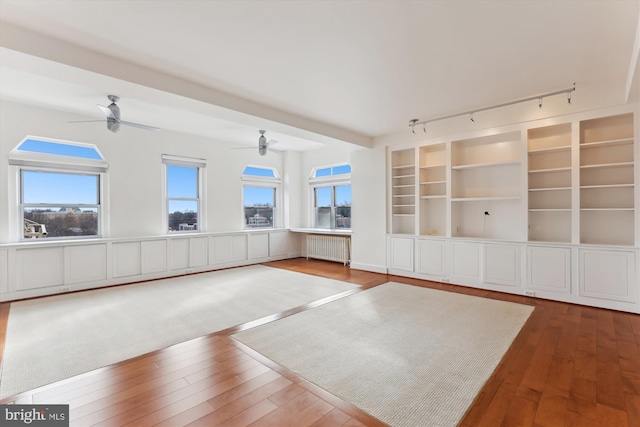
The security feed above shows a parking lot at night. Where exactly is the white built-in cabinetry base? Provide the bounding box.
[388,235,638,313]
[0,229,300,302]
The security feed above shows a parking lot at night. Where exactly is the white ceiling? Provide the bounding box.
[0,0,638,151]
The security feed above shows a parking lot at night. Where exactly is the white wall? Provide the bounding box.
[0,100,286,242]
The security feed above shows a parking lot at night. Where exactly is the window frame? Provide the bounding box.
[309,163,352,230]
[9,136,108,241]
[162,154,206,234]
[242,166,282,229]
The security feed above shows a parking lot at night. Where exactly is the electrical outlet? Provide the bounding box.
[524,290,535,297]
[441,278,450,283]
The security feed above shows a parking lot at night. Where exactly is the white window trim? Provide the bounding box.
[162,154,207,234]
[242,166,282,229]
[8,137,109,242]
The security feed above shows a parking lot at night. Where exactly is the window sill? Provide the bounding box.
[289,228,352,236]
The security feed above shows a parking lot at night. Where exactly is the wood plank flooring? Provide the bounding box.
[0,258,638,426]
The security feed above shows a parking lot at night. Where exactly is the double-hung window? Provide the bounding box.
[242,166,281,229]
[163,155,206,232]
[9,137,108,240]
[310,164,352,229]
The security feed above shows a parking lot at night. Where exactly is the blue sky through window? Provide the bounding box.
[243,166,276,178]
[167,165,197,198]
[244,186,275,206]
[18,139,103,160]
[23,171,98,205]
[336,185,352,206]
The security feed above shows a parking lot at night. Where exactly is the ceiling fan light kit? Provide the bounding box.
[69,95,161,133]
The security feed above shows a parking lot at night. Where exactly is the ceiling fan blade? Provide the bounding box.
[97,104,116,120]
[267,147,282,154]
[266,139,279,147]
[120,120,161,131]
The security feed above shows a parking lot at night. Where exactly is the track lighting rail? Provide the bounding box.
[409,83,575,133]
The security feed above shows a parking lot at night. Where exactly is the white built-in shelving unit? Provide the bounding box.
[528,123,572,243]
[390,148,416,235]
[579,113,635,246]
[386,106,638,314]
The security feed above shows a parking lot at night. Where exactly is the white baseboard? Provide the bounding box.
[350,262,387,274]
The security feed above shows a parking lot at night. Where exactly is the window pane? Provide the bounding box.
[18,139,102,160]
[168,200,198,231]
[315,187,332,207]
[332,164,351,175]
[23,171,98,205]
[243,166,276,178]
[316,207,331,228]
[244,186,275,228]
[24,207,98,238]
[335,185,352,228]
[315,167,331,177]
[167,165,198,198]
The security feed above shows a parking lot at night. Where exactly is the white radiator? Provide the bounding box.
[306,234,351,265]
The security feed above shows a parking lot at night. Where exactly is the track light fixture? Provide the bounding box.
[409,83,575,133]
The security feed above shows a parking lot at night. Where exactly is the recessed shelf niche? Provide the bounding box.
[451,132,523,240]
[527,123,572,243]
[579,113,634,246]
[419,143,446,236]
[391,148,416,235]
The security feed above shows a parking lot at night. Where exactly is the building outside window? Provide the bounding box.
[310,164,352,229]
[163,155,206,232]
[9,137,107,240]
[242,166,280,229]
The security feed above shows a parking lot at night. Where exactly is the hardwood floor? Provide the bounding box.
[0,258,638,426]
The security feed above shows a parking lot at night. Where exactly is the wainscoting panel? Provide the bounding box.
[65,244,107,285]
[112,241,142,278]
[17,246,64,290]
[142,240,167,274]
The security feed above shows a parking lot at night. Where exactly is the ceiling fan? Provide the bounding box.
[234,130,281,156]
[69,95,161,133]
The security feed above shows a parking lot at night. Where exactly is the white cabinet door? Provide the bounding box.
[170,238,190,270]
[142,240,167,274]
[484,243,520,287]
[249,233,270,260]
[0,250,7,293]
[113,242,141,278]
[189,237,209,267]
[65,244,107,284]
[579,249,636,302]
[416,239,446,276]
[17,247,65,290]
[527,246,571,294]
[269,231,288,257]
[451,241,480,280]
[230,235,248,261]
[389,237,414,272]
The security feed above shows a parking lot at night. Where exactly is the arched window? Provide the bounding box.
[9,136,108,239]
[309,163,351,229]
[242,166,281,229]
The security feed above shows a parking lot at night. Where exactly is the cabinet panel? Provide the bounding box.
[65,244,107,284]
[170,238,190,270]
[249,233,270,260]
[142,240,167,274]
[112,242,141,278]
[527,246,571,293]
[189,237,208,267]
[484,243,520,287]
[269,232,288,257]
[389,237,414,272]
[231,235,248,261]
[210,235,232,265]
[579,249,635,302]
[451,241,480,279]
[17,247,64,290]
[0,250,7,293]
[416,239,446,276]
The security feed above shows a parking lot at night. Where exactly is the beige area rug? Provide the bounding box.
[0,265,358,399]
[234,282,533,427]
